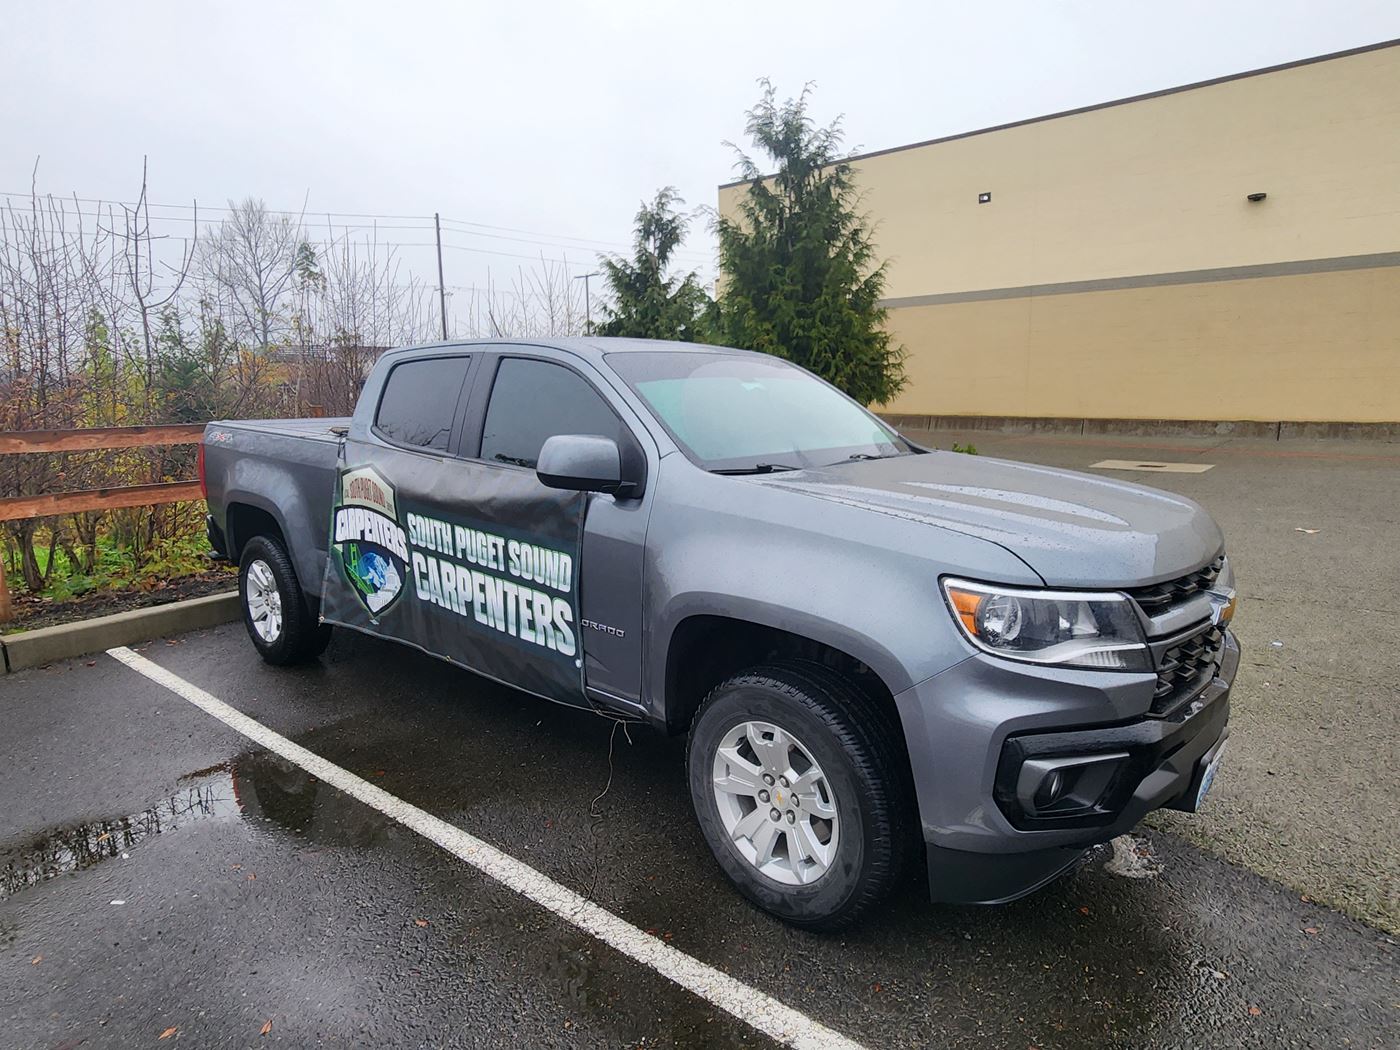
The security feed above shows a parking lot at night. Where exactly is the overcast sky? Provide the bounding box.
[4,0,1398,311]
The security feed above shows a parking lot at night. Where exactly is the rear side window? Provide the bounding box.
[375,357,470,452]
[480,358,624,468]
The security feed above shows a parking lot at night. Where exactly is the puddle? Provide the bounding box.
[1,772,241,898]
[234,750,392,847]
[1,751,391,899]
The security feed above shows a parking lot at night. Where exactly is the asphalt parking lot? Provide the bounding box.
[2,430,1398,1048]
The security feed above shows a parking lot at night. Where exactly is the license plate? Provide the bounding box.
[1195,742,1227,809]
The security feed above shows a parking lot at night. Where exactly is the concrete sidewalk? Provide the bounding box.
[902,426,1400,933]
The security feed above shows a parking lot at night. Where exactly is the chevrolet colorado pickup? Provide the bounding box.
[201,337,1238,929]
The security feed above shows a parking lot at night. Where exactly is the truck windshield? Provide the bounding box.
[606,351,911,472]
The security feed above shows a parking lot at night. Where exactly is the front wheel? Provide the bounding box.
[686,661,913,930]
[239,535,331,665]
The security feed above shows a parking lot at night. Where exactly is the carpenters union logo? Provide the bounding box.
[330,464,409,620]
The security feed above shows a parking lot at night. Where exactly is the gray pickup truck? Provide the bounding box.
[201,337,1238,929]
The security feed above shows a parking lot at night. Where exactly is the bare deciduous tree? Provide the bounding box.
[0,163,602,601]
[199,198,304,353]
[455,257,586,340]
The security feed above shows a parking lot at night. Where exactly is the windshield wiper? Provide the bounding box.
[710,463,802,475]
[845,451,908,461]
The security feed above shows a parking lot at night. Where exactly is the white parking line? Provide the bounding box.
[106,646,865,1050]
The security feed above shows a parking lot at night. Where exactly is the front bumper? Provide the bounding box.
[893,630,1238,904]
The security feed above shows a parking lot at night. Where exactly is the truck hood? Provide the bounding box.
[760,451,1223,587]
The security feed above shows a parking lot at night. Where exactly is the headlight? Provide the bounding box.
[942,578,1150,671]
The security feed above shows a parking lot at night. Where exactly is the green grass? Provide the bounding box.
[20,532,216,602]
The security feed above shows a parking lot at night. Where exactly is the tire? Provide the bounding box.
[686,661,914,930]
[238,534,331,665]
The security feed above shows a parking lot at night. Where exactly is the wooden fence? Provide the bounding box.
[0,424,207,624]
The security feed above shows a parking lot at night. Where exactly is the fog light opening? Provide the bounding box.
[1014,751,1132,822]
[1035,768,1072,809]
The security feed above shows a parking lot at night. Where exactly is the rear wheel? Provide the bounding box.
[239,535,331,665]
[686,661,913,930]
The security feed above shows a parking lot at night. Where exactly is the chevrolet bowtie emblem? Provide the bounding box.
[774,790,784,805]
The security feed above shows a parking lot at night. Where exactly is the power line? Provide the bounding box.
[0,191,438,222]
[0,190,714,264]
[437,215,712,261]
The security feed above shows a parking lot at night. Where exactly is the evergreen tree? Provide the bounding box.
[717,82,905,404]
[596,188,714,342]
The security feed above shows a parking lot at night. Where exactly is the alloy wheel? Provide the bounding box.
[711,720,839,885]
[245,559,284,643]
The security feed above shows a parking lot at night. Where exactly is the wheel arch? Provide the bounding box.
[660,611,910,747]
[225,498,287,558]
[223,492,323,599]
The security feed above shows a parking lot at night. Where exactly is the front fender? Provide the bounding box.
[655,590,913,698]
[641,465,1040,711]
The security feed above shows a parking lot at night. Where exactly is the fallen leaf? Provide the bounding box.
[31,954,42,965]
[375,770,386,777]
[246,873,256,881]
[1304,927,1319,935]
[1248,1005,1262,1017]
[414,919,429,928]
[159,1027,178,1039]
[260,1020,272,1036]
[96,832,110,842]
[85,660,96,667]
[1211,969,1228,980]
[1078,906,1090,915]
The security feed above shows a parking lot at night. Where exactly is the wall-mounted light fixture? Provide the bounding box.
[978,192,992,204]
[1246,192,1268,202]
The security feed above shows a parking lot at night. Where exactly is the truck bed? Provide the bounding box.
[217,416,351,442]
[204,417,350,597]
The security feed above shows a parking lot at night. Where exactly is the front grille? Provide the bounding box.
[1152,624,1224,714]
[1127,555,1224,615]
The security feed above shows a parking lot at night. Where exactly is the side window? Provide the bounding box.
[480,358,624,468]
[375,357,470,452]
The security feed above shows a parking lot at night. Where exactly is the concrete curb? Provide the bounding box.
[1,591,240,672]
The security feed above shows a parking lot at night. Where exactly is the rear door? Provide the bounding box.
[318,346,647,711]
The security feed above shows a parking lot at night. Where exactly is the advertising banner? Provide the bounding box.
[319,453,587,705]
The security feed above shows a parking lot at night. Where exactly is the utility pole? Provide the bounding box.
[574,271,601,335]
[434,212,448,340]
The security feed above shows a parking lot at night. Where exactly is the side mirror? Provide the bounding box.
[537,434,631,495]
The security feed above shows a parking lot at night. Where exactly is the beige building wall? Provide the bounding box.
[886,265,1400,422]
[716,41,1400,422]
